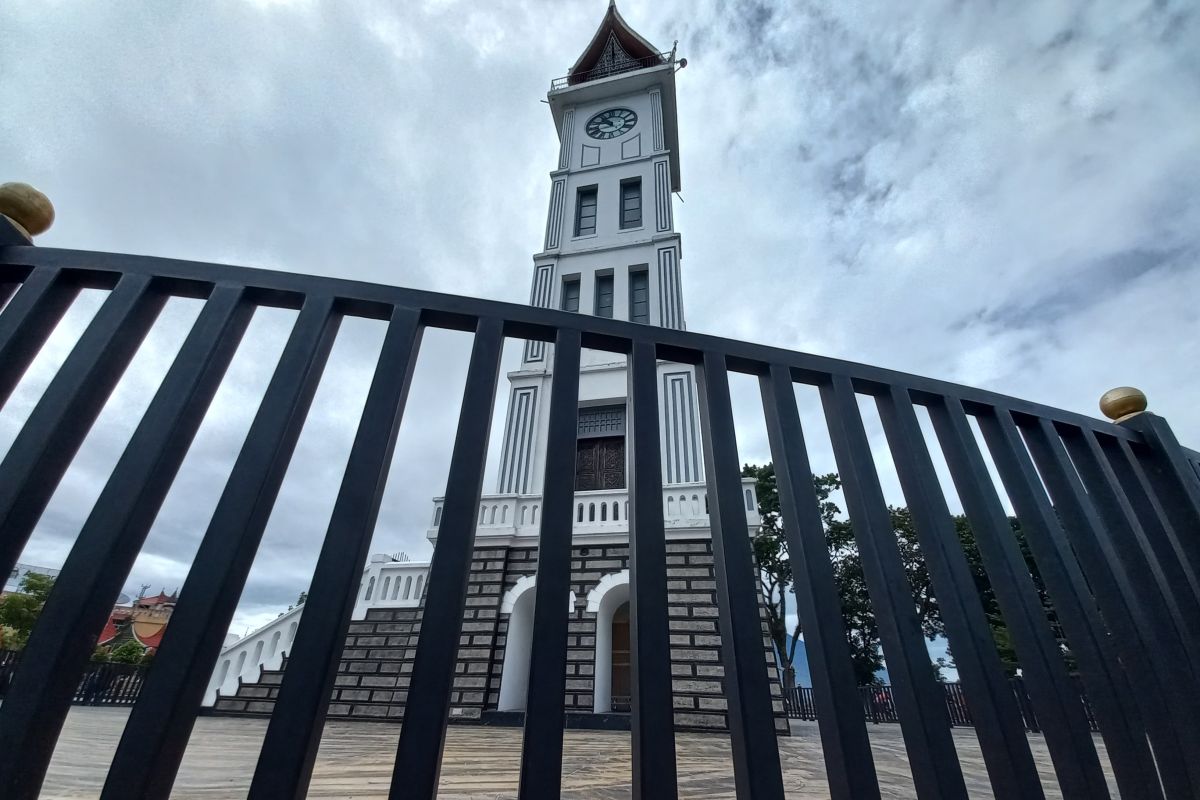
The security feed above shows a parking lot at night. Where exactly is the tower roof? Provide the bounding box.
[568,1,666,85]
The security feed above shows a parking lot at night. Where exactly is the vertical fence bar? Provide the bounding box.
[100,294,341,800]
[389,316,504,799]
[1028,420,1198,799]
[1084,431,1200,685]
[875,388,1045,799]
[516,329,581,800]
[929,398,1107,800]
[1102,440,1200,679]
[626,339,679,800]
[979,410,1161,799]
[248,305,423,800]
[0,267,80,409]
[1121,414,1200,575]
[0,285,254,800]
[1053,426,1200,798]
[1116,438,1200,616]
[759,364,880,800]
[820,375,970,800]
[697,352,785,800]
[0,273,166,586]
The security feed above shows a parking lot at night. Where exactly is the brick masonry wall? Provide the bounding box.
[214,539,788,734]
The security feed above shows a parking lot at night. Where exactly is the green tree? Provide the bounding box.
[745,463,1066,686]
[0,572,56,650]
[107,639,146,664]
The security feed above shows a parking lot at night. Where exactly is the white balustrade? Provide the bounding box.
[204,604,302,706]
[354,557,432,618]
[431,478,759,539]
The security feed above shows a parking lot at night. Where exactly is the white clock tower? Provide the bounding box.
[489,1,703,511]
[216,2,783,732]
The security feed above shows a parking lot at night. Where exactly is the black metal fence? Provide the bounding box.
[0,230,1199,800]
[783,678,1101,732]
[0,650,147,706]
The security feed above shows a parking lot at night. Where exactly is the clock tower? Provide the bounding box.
[210,2,787,733]
[494,0,700,502]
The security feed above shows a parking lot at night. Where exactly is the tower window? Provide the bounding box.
[595,274,614,318]
[619,179,642,229]
[629,269,649,323]
[575,186,597,236]
[561,278,580,312]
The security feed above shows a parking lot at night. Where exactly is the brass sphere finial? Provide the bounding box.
[0,183,55,238]
[1099,386,1147,421]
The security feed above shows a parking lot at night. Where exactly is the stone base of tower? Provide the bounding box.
[211,540,789,736]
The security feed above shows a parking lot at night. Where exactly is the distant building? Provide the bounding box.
[98,590,178,652]
[2,562,60,598]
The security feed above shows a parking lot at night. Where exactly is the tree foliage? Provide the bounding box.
[0,572,56,650]
[106,639,147,664]
[744,463,1066,686]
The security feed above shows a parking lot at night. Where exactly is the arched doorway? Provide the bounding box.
[497,576,578,712]
[590,571,630,713]
[497,586,536,711]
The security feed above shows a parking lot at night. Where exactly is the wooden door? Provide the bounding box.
[611,603,631,712]
[575,436,625,491]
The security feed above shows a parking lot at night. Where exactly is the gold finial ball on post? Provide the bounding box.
[0,182,55,239]
[1099,386,1147,422]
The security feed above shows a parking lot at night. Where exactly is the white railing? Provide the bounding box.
[204,604,303,706]
[204,555,432,706]
[353,556,432,618]
[429,479,760,539]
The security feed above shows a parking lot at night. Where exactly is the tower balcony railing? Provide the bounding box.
[549,52,673,91]
[428,478,760,539]
[2,190,1199,799]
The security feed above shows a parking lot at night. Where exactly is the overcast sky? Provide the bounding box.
[2,0,1198,638]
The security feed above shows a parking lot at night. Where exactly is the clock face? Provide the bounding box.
[585,108,638,140]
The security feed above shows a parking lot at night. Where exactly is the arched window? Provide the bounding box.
[252,640,264,667]
[501,505,508,523]
[704,494,709,514]
[269,630,281,658]
[692,494,700,515]
[489,506,497,524]
[745,488,754,511]
[403,575,413,599]
[217,660,230,688]
[600,503,607,521]
[365,576,376,600]
[667,496,675,516]
[434,506,442,526]
[577,503,584,523]
[479,506,487,524]
[532,505,538,525]
[613,501,619,521]
[415,574,425,599]
[624,501,628,519]
[520,506,527,524]
[382,576,392,601]
[235,651,247,678]
[288,621,298,642]
[589,503,596,522]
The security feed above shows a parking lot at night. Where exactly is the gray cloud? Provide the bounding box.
[2,0,1199,632]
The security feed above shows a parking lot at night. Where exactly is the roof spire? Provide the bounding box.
[568,1,665,85]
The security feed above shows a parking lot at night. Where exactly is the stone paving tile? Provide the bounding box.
[39,707,1118,798]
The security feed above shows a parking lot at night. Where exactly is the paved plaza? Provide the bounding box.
[37,707,1117,798]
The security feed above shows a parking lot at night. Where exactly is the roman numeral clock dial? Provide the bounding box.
[585,107,638,140]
